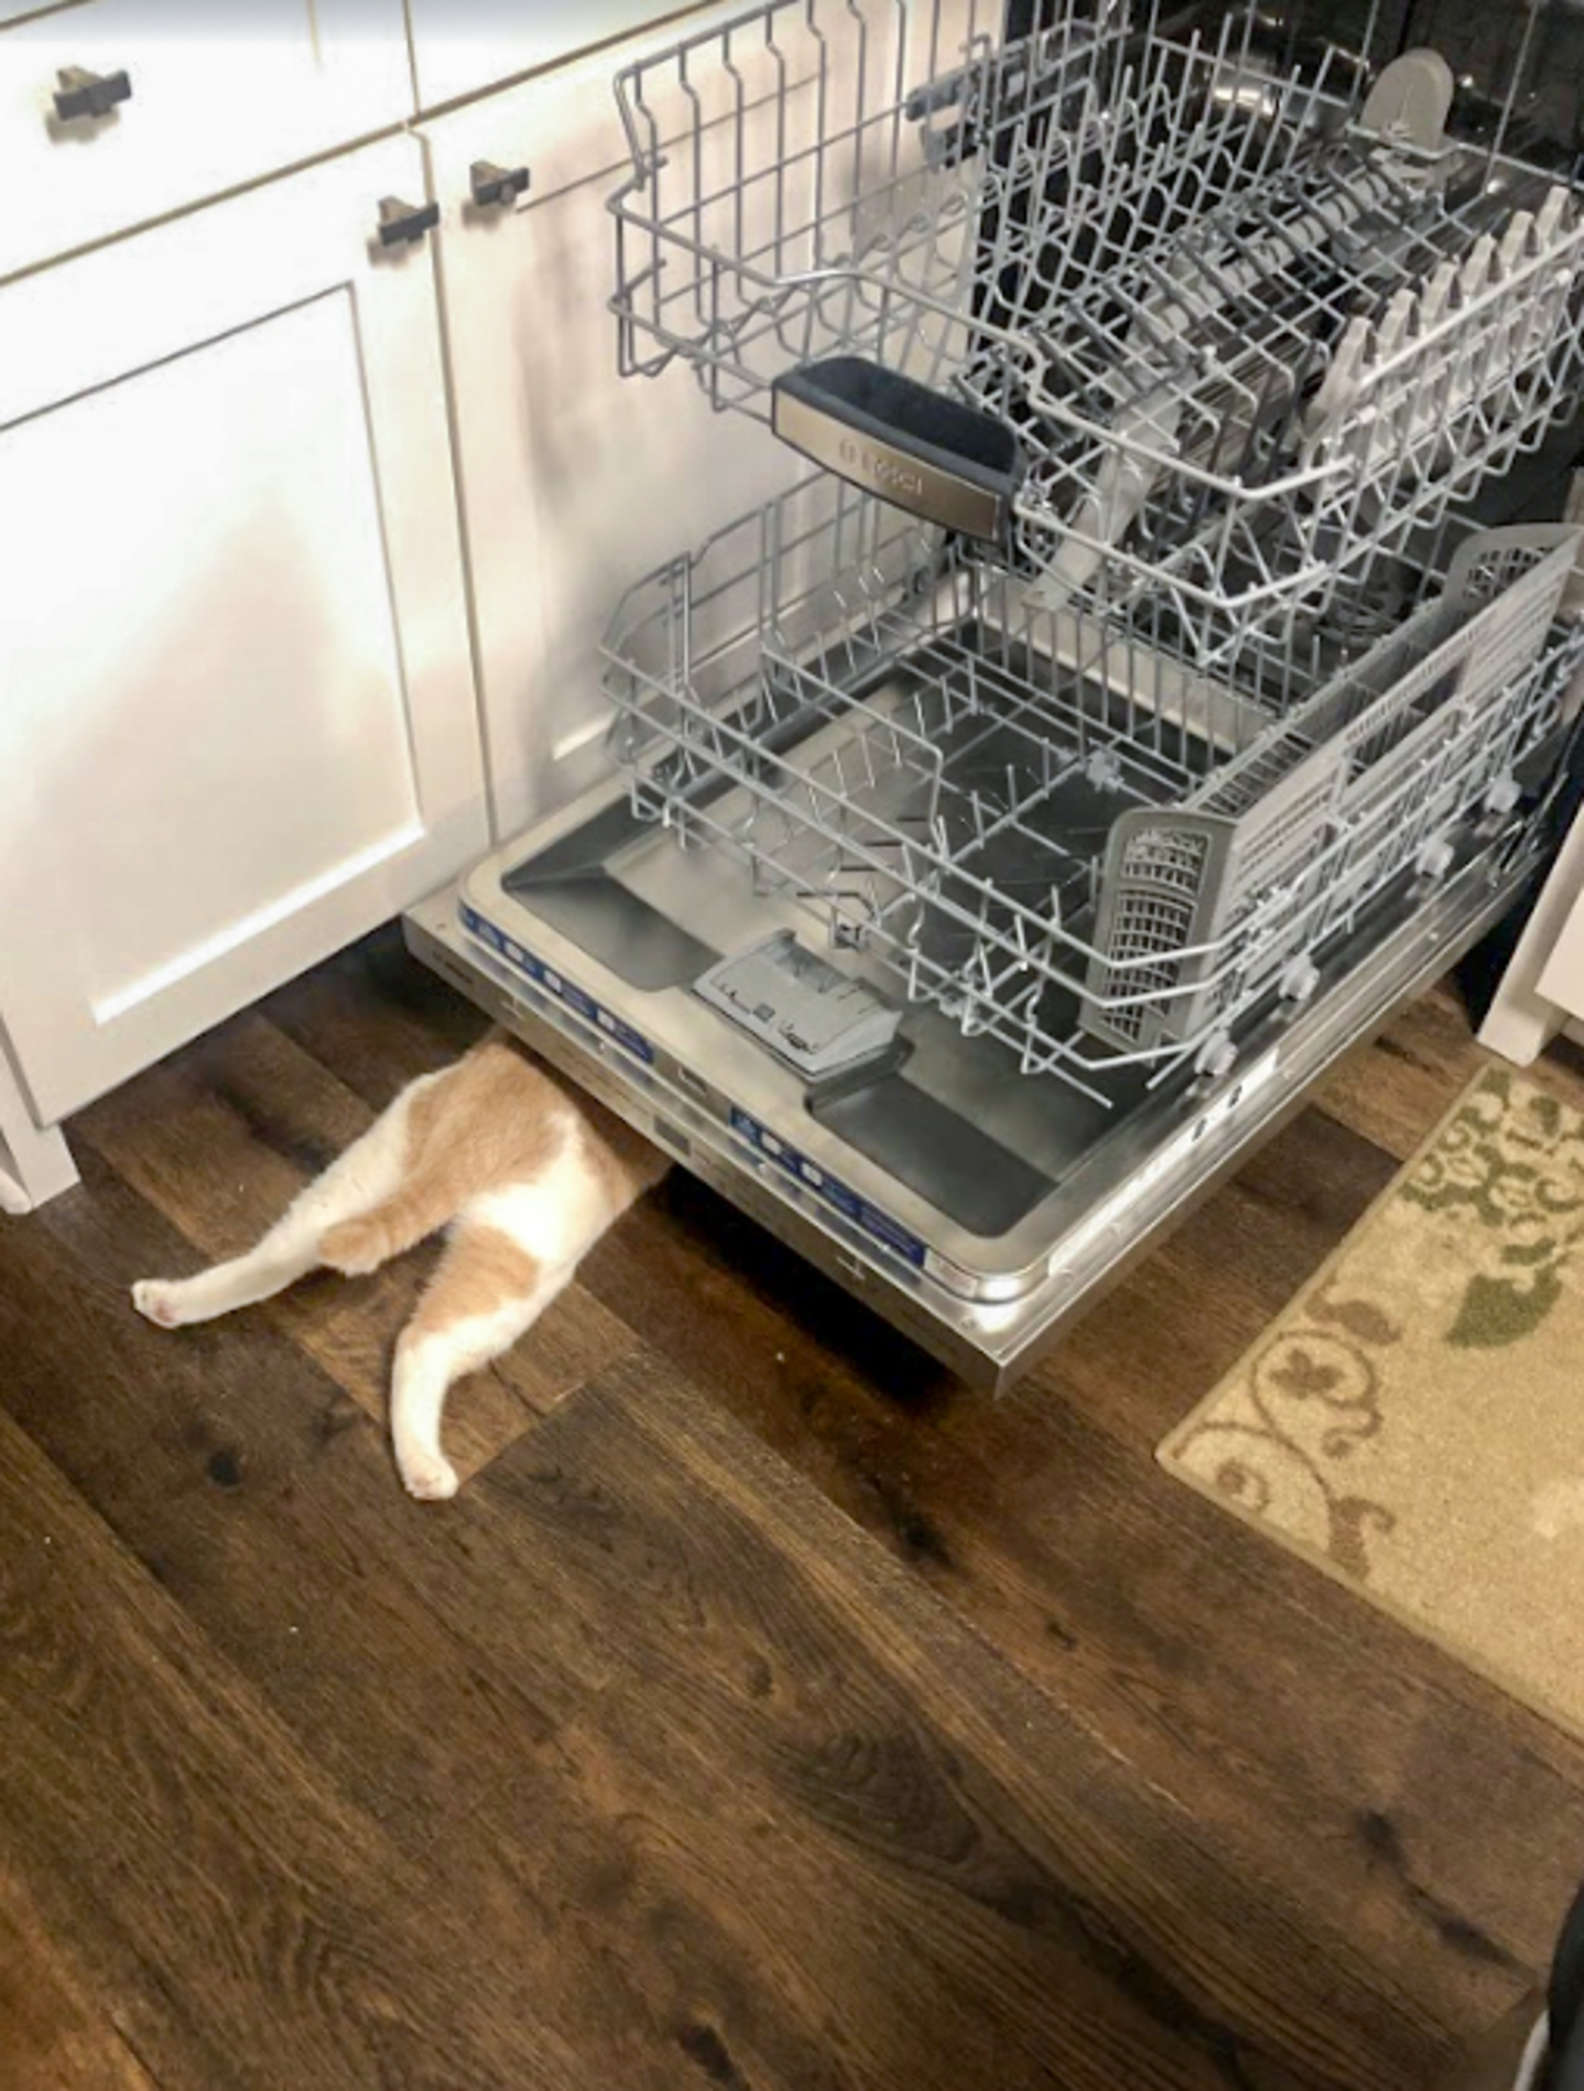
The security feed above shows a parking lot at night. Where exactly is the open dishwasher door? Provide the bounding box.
[409,0,1584,1388]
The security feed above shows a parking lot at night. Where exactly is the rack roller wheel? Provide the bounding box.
[1194,1033,1238,1081]
[1415,836,1456,882]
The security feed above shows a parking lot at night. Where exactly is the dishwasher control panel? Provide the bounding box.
[695,932,902,1080]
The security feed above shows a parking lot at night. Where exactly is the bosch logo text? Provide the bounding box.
[840,437,924,500]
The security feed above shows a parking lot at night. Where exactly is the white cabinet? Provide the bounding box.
[406,0,710,115]
[1538,893,1584,1024]
[0,0,412,283]
[0,133,486,1127]
[421,15,798,836]
[1478,787,1584,1066]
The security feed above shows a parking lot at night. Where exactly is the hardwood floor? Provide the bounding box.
[3,924,1580,2089]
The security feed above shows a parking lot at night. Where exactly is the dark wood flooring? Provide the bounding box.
[4,925,1582,2090]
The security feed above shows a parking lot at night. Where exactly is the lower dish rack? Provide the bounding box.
[602,474,1584,1105]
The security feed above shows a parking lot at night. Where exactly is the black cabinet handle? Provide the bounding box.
[376,196,440,246]
[469,160,530,208]
[53,66,132,122]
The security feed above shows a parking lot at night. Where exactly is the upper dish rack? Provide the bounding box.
[610,0,1584,664]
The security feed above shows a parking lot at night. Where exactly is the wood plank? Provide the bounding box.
[0,1150,903,2091]
[1314,981,1584,1161]
[1052,1103,1402,1451]
[72,1010,634,1481]
[480,1354,1450,2091]
[0,1146,1441,2091]
[0,1404,590,2091]
[6,1144,618,1738]
[575,1123,1584,2045]
[0,1867,160,2091]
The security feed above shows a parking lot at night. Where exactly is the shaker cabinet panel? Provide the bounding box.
[0,137,484,1123]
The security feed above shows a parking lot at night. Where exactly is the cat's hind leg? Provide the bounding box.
[390,1221,571,1501]
[317,1169,458,1279]
[132,1072,443,1330]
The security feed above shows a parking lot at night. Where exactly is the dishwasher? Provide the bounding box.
[406,0,1584,1386]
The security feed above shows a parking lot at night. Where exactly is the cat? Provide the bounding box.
[131,1032,666,1501]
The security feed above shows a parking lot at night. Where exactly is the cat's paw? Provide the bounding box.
[399,1450,460,1503]
[319,1215,389,1278]
[132,1278,188,1329]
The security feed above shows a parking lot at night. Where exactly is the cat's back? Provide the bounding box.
[417,1031,665,1207]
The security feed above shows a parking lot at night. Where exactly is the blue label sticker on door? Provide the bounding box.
[729,1108,925,1268]
[460,904,655,1065]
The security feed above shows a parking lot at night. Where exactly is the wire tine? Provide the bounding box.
[1490,2,1543,175]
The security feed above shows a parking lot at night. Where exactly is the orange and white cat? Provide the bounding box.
[131,1033,665,1501]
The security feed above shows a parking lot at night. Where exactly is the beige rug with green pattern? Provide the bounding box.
[1160,1064,1584,1741]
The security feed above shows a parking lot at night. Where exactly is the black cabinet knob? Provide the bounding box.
[469,160,530,208]
[376,196,440,246]
[53,66,132,122]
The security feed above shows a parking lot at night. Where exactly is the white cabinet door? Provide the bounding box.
[0,0,411,283]
[1536,870,1584,1028]
[406,0,711,114]
[421,13,799,838]
[0,135,485,1125]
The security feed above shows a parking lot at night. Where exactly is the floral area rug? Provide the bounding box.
[1159,1064,1584,1740]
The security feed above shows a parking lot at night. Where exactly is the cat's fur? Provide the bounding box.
[131,1032,666,1500]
